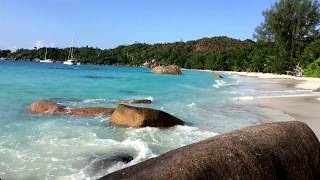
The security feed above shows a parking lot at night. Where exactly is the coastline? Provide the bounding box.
[222,71,320,139]
[227,71,320,90]
[185,69,320,90]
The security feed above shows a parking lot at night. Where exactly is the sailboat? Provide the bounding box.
[39,47,53,63]
[63,41,80,65]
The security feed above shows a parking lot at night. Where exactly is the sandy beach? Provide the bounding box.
[229,71,320,139]
[228,71,320,90]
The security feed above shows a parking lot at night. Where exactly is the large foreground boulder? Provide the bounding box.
[110,104,185,128]
[27,100,65,113]
[100,121,320,180]
[151,65,182,75]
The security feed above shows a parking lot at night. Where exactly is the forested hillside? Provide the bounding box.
[1,0,320,76]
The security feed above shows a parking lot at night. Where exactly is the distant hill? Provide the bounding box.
[190,36,253,53]
[0,36,258,71]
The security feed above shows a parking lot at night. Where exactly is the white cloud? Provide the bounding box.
[49,42,56,48]
[33,41,57,49]
[10,45,17,52]
[34,40,45,49]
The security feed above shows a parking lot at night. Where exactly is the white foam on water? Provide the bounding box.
[132,96,154,101]
[212,80,226,88]
[0,119,216,180]
[212,78,239,89]
[233,96,255,101]
[81,98,109,104]
[186,103,196,107]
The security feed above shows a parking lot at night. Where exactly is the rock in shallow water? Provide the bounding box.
[85,155,134,177]
[110,104,185,128]
[151,65,182,75]
[100,121,320,180]
[212,74,224,79]
[27,100,114,116]
[27,100,66,113]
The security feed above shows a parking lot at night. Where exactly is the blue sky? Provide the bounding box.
[0,0,276,50]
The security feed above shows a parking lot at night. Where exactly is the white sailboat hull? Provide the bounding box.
[63,60,76,65]
[39,59,53,63]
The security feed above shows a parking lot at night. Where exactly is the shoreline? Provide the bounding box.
[185,68,320,90]
[240,95,320,139]
[226,71,320,90]
[223,71,320,139]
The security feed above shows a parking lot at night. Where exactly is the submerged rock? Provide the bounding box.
[211,75,224,79]
[151,65,182,75]
[86,155,134,177]
[118,99,152,105]
[83,75,115,79]
[100,121,320,180]
[27,100,65,113]
[110,104,185,128]
[68,107,115,116]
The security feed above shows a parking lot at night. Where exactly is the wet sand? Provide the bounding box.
[241,93,320,139]
[225,71,320,139]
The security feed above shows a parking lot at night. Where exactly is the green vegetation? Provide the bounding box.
[254,0,320,74]
[304,58,320,77]
[1,0,320,77]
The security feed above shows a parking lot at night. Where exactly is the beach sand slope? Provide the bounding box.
[241,95,320,139]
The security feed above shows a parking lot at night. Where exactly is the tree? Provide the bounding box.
[304,58,320,77]
[254,0,320,73]
[302,38,320,66]
[0,50,11,57]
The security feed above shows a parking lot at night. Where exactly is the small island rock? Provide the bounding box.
[110,104,185,128]
[152,65,182,75]
[211,75,224,79]
[28,100,114,116]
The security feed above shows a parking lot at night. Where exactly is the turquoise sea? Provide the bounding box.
[0,60,314,179]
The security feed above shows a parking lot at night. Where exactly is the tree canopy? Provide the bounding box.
[254,0,320,72]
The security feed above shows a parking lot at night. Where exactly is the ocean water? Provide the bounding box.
[0,60,314,179]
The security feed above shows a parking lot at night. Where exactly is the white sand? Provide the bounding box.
[241,96,320,139]
[223,71,320,139]
[227,71,320,90]
[187,69,320,90]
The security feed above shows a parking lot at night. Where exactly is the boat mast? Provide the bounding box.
[71,40,74,60]
[45,47,47,60]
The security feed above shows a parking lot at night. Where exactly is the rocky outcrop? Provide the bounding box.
[110,104,185,128]
[100,121,320,180]
[68,107,115,116]
[27,100,114,116]
[212,74,224,79]
[142,59,159,68]
[151,65,182,75]
[27,100,66,113]
[118,99,152,105]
